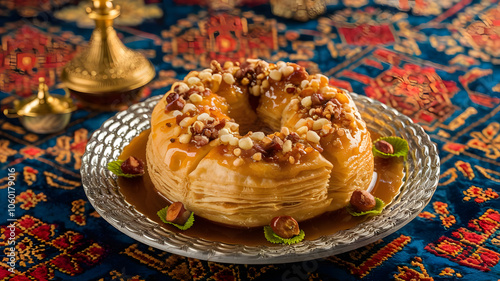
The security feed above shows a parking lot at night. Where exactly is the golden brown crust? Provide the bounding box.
[147,59,374,227]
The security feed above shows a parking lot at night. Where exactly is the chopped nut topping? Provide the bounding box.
[295,118,308,129]
[219,134,230,144]
[262,136,272,145]
[288,156,295,164]
[238,137,254,150]
[223,73,235,85]
[251,85,260,96]
[261,79,270,89]
[179,134,191,144]
[179,116,196,128]
[311,93,324,106]
[197,113,212,122]
[233,158,244,167]
[296,126,308,135]
[318,74,329,86]
[175,82,190,93]
[189,93,203,103]
[165,92,186,111]
[286,132,301,143]
[309,79,320,89]
[187,77,201,85]
[193,121,205,133]
[313,118,330,131]
[301,96,312,108]
[280,127,290,136]
[229,136,239,146]
[252,152,262,161]
[198,71,212,81]
[306,131,321,143]
[182,103,197,113]
[336,93,349,104]
[269,70,282,81]
[227,122,239,132]
[233,148,242,156]
[281,65,294,77]
[285,84,296,93]
[193,135,209,147]
[250,132,265,141]
[305,147,315,153]
[283,140,292,153]
[212,74,222,84]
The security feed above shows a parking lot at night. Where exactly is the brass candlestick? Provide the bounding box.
[61,0,155,111]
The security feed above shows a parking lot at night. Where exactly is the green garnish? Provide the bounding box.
[264,226,305,245]
[157,206,195,230]
[372,137,409,159]
[346,197,385,216]
[107,159,141,178]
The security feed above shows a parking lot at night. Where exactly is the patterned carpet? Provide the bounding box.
[1,0,500,280]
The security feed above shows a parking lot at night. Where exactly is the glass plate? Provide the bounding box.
[81,93,439,264]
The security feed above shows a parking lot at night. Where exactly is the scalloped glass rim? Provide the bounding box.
[81,92,440,264]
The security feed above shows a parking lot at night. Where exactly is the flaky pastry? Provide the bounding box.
[147,59,374,227]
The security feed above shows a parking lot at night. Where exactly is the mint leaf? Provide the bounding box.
[372,137,409,159]
[107,159,141,178]
[346,197,385,216]
[264,226,305,245]
[157,206,195,230]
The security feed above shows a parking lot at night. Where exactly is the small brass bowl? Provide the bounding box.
[3,78,77,134]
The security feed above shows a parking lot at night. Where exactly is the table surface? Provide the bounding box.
[1,0,500,280]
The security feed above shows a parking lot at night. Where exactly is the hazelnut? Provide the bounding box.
[166,92,179,103]
[286,132,300,143]
[166,98,186,111]
[120,156,144,175]
[193,135,209,147]
[375,140,394,154]
[311,93,324,106]
[350,190,376,212]
[166,202,192,225]
[270,216,300,239]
